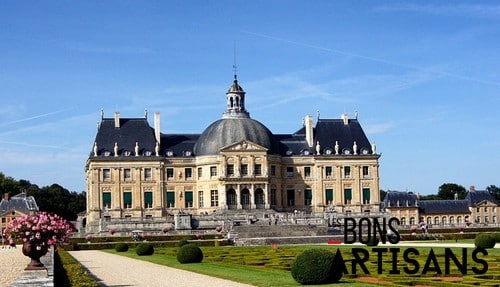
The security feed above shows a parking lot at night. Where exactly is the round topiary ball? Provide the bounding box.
[115,243,129,252]
[291,248,342,285]
[136,243,154,256]
[177,244,203,264]
[365,236,379,247]
[475,233,496,249]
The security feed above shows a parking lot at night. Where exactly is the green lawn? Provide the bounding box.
[107,243,500,287]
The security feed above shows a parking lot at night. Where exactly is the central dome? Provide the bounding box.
[193,118,276,156]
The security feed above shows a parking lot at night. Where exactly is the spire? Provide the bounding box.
[222,74,250,119]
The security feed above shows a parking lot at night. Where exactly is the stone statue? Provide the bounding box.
[135,142,140,156]
[114,142,118,157]
[353,141,357,155]
[334,141,339,155]
[316,141,321,155]
[93,142,98,157]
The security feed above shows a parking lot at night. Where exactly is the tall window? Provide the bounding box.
[344,166,351,178]
[362,166,369,178]
[103,192,111,209]
[286,167,294,178]
[325,166,333,178]
[198,191,204,208]
[166,168,174,179]
[254,164,262,176]
[166,191,175,208]
[270,189,277,206]
[144,191,153,208]
[103,169,111,181]
[270,165,276,176]
[124,168,132,181]
[227,164,234,176]
[210,190,219,207]
[240,164,248,176]
[344,188,352,205]
[210,166,217,177]
[325,189,333,205]
[304,188,312,206]
[185,168,192,179]
[197,167,202,178]
[144,168,152,181]
[362,188,370,204]
[304,167,311,178]
[123,191,132,209]
[185,191,193,208]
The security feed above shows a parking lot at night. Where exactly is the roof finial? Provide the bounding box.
[233,40,238,82]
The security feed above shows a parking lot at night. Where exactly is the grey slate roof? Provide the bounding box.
[0,193,39,215]
[466,190,499,206]
[382,191,419,208]
[418,200,470,215]
[92,118,157,157]
[90,78,375,158]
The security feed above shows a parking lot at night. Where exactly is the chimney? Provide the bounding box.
[304,115,314,147]
[154,112,161,145]
[470,185,475,192]
[342,113,349,125]
[114,112,120,128]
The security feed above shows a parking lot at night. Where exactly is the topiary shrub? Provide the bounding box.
[115,242,129,252]
[177,244,204,264]
[178,239,190,247]
[475,233,496,249]
[136,243,154,256]
[291,248,344,285]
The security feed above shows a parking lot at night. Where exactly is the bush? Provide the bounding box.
[115,243,129,252]
[475,233,496,249]
[291,248,343,285]
[177,244,204,264]
[54,248,99,287]
[178,239,190,247]
[136,243,154,256]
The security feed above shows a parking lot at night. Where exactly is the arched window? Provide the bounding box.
[401,217,406,225]
[409,217,415,225]
[434,217,439,225]
[449,216,455,224]
[457,216,462,224]
[442,216,447,225]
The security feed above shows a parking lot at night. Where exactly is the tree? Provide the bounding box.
[486,185,500,202]
[438,183,467,200]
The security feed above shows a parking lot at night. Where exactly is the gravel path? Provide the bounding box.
[0,245,28,286]
[69,250,255,287]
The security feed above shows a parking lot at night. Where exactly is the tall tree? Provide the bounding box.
[438,183,467,200]
[486,185,500,202]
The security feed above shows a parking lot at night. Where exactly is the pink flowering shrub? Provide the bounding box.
[4,211,73,250]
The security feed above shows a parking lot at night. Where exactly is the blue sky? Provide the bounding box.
[1,1,499,194]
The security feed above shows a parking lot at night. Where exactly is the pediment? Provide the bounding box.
[220,140,268,153]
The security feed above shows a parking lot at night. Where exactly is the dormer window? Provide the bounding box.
[104,151,111,157]
[361,148,369,155]
[342,148,351,155]
[123,150,131,156]
[324,148,333,155]
[184,150,192,157]
[166,150,174,157]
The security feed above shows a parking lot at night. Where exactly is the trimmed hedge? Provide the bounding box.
[475,233,496,249]
[115,242,129,252]
[136,243,155,256]
[54,248,99,287]
[291,248,343,285]
[177,244,204,264]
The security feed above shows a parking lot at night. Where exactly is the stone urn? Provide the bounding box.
[22,242,49,270]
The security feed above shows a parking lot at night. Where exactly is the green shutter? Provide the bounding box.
[363,188,370,202]
[103,192,111,207]
[144,192,153,204]
[123,192,132,208]
[344,188,352,200]
[167,191,175,207]
[305,189,312,200]
[185,191,193,202]
[325,189,333,202]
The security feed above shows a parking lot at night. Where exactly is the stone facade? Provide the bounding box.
[83,76,381,235]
